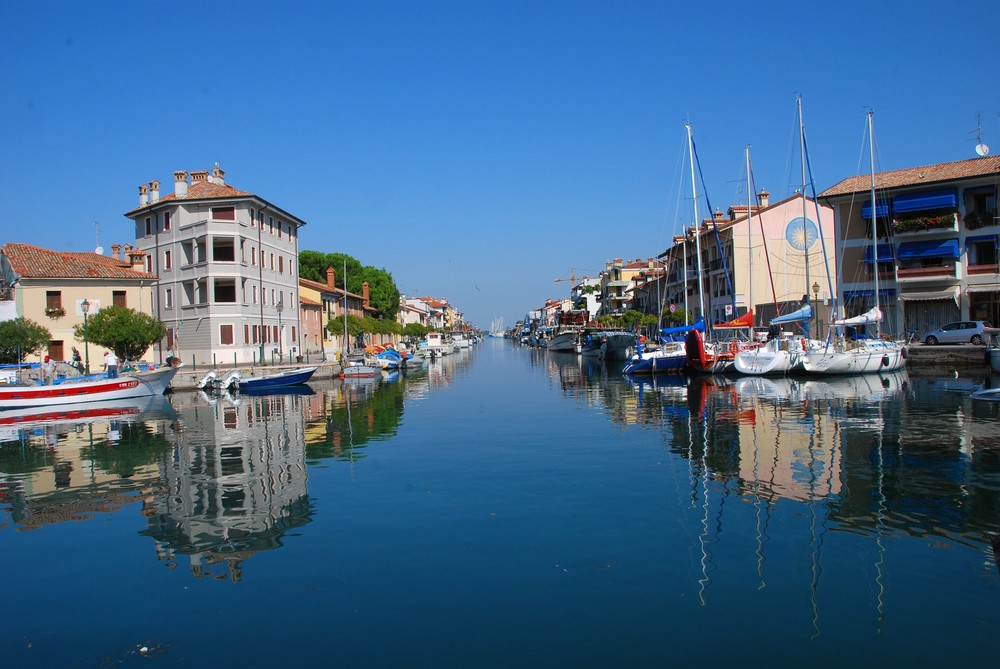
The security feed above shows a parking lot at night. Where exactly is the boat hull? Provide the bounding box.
[0,376,155,410]
[238,366,318,390]
[802,340,905,374]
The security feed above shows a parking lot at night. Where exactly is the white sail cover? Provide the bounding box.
[833,307,882,327]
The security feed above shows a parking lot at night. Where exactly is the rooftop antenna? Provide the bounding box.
[93,221,104,255]
[973,112,990,157]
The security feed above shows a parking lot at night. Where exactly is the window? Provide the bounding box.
[262,289,267,306]
[268,217,274,234]
[165,287,173,308]
[166,327,175,349]
[220,324,234,346]
[113,291,126,307]
[213,279,237,303]
[244,324,250,344]
[250,208,256,227]
[291,326,296,342]
[271,288,276,305]
[252,285,258,304]
[251,247,256,266]
[46,291,62,310]
[273,325,279,342]
[278,256,284,273]
[270,253,275,270]
[211,206,236,221]
[164,212,171,231]
[164,249,172,269]
[145,256,153,273]
[212,238,235,262]
[277,222,282,239]
[145,217,151,236]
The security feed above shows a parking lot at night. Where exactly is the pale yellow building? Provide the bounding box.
[1,242,157,364]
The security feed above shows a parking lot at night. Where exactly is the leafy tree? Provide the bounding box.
[660,308,695,327]
[0,317,51,363]
[73,306,167,362]
[402,323,430,338]
[621,309,644,327]
[327,314,365,339]
[298,249,399,319]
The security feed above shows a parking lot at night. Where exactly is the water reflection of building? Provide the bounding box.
[0,397,178,529]
[139,392,311,582]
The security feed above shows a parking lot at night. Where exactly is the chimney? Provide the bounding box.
[714,209,725,221]
[111,243,121,260]
[211,164,225,186]
[648,257,654,268]
[139,184,149,207]
[149,180,160,202]
[174,170,189,197]
[757,189,769,208]
[362,281,370,308]
[128,247,146,271]
[123,243,133,257]
[325,267,335,290]
[191,170,208,183]
[614,257,622,266]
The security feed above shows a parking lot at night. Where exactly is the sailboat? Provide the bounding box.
[682,123,752,373]
[802,111,905,374]
[735,101,823,376]
[337,260,380,379]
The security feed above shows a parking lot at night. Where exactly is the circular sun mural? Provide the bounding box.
[785,217,819,251]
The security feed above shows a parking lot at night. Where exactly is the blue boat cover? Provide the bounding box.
[660,318,704,342]
[771,304,812,325]
[893,189,957,214]
[897,238,959,260]
[863,243,895,263]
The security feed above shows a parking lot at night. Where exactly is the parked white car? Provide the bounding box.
[923,321,992,345]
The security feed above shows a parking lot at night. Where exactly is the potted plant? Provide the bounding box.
[44,306,66,318]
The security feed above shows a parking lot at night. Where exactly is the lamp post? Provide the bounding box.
[812,281,821,339]
[276,298,284,365]
[81,299,91,374]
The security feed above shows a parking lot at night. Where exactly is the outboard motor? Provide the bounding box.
[197,370,218,390]
[221,370,242,391]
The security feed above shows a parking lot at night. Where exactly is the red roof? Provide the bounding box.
[125,179,253,215]
[820,155,1000,198]
[2,243,158,280]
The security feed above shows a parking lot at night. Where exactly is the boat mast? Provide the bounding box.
[686,124,705,322]
[798,97,811,308]
[745,146,753,325]
[867,110,882,338]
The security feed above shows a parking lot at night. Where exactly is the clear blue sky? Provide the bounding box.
[3,1,999,328]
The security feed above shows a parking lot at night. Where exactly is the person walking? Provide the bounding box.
[103,351,119,379]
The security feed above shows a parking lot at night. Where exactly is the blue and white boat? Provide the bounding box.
[622,322,696,375]
[199,366,317,393]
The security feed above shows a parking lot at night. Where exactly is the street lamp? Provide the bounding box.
[81,299,91,374]
[276,298,284,365]
[812,281,821,339]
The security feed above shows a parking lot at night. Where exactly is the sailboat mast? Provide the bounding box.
[745,146,753,325]
[867,110,882,338]
[686,124,705,321]
[798,96,811,300]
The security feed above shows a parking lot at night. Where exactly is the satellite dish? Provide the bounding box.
[95,245,104,255]
[976,143,990,157]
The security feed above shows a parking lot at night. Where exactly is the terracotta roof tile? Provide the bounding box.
[1,243,158,280]
[820,155,1000,198]
[125,179,254,215]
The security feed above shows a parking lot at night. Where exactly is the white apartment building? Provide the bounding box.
[124,166,306,366]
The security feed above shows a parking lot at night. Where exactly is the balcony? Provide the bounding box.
[896,264,958,281]
[968,263,999,276]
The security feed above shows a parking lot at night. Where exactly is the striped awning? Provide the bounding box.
[898,286,960,303]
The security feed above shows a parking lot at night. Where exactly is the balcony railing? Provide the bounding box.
[896,265,957,279]
[968,263,999,276]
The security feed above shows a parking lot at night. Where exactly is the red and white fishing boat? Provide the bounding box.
[0,364,180,411]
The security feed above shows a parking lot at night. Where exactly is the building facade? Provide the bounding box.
[658,193,836,329]
[124,167,306,366]
[1,243,157,365]
[820,155,999,335]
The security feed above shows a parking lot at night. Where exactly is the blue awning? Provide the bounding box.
[863,244,895,263]
[897,238,960,260]
[966,234,999,248]
[844,289,895,299]
[861,202,890,219]
[892,189,958,214]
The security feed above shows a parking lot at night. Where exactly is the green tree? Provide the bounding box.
[402,323,429,338]
[73,306,167,362]
[298,250,399,319]
[0,317,51,363]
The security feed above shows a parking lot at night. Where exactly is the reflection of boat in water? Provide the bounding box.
[0,393,177,430]
[0,364,181,410]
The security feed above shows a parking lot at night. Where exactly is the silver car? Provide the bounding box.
[923,320,992,345]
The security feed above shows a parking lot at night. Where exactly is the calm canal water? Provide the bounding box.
[2,339,999,667]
